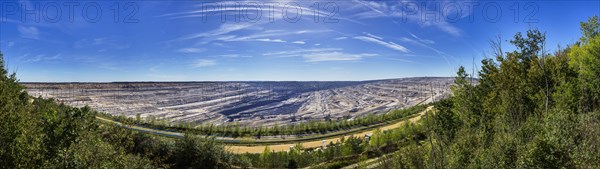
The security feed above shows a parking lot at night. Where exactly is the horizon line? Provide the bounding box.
[19,76,459,84]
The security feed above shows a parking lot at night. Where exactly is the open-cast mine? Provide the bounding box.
[23,77,454,126]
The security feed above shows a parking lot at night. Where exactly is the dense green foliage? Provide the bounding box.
[378,16,600,169]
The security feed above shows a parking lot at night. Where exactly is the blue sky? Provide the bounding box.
[0,0,598,82]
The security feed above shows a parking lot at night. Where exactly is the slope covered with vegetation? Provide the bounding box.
[0,52,237,168]
[378,16,600,169]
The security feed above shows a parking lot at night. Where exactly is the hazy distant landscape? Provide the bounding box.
[23,77,453,126]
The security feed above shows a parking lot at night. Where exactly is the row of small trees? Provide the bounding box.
[107,104,427,138]
[238,121,428,168]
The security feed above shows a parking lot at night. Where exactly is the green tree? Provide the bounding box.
[569,16,600,112]
[370,128,384,148]
[260,146,272,168]
[0,51,45,168]
[172,135,232,169]
[580,15,599,44]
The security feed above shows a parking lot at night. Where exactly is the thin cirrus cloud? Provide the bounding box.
[409,33,435,45]
[219,54,252,58]
[159,1,361,24]
[221,30,328,43]
[176,22,256,41]
[177,48,206,53]
[397,32,457,65]
[74,38,116,48]
[21,54,62,63]
[263,48,378,62]
[292,41,306,44]
[191,59,217,68]
[263,48,342,57]
[335,37,348,40]
[303,52,377,62]
[354,34,410,53]
[167,1,418,61]
[177,24,329,45]
[17,26,39,39]
[351,0,464,36]
[364,32,383,40]
[255,38,286,43]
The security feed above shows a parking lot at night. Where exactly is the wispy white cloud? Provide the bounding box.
[292,41,306,44]
[263,48,341,57]
[163,2,361,46]
[159,1,362,24]
[18,26,39,39]
[399,32,457,65]
[354,35,409,53]
[73,37,128,49]
[304,52,377,62]
[177,22,256,41]
[219,54,252,58]
[149,64,161,73]
[335,37,348,40]
[216,29,327,43]
[364,32,383,40]
[191,59,217,68]
[263,48,377,62]
[177,47,206,53]
[255,38,286,43]
[352,0,464,36]
[399,34,436,46]
[381,57,416,63]
[409,33,435,44]
[178,25,329,45]
[23,54,61,63]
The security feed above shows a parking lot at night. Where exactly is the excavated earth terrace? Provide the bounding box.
[23,77,454,127]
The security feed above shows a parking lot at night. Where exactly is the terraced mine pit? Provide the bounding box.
[23,77,454,126]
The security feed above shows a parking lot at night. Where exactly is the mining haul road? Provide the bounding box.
[96,106,432,154]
